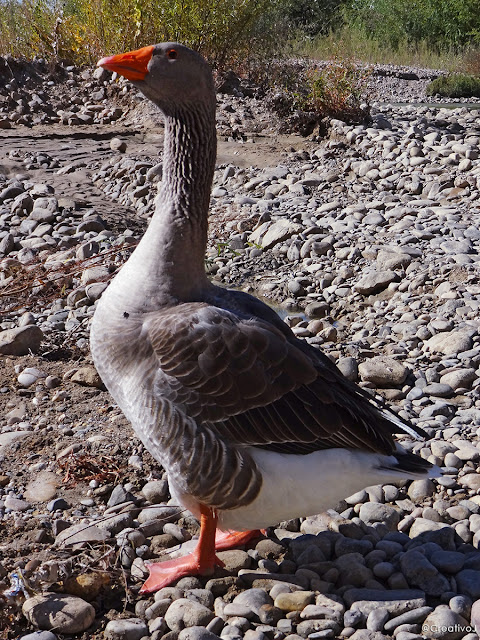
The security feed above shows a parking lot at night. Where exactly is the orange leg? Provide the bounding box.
[139,507,262,594]
[214,528,263,550]
[140,504,219,594]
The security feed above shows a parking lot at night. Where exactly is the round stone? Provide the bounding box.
[23,594,95,633]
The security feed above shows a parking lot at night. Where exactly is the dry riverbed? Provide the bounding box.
[1,59,480,640]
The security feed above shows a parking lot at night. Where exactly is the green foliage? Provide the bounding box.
[297,57,370,123]
[267,55,370,135]
[427,73,480,98]
[345,0,480,53]
[279,0,346,37]
[0,0,280,67]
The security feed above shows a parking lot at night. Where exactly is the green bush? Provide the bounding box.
[344,0,480,52]
[267,56,371,135]
[0,0,280,67]
[427,73,480,98]
[279,0,346,37]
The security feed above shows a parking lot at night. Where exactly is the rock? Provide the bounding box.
[142,478,169,503]
[216,549,251,571]
[440,368,476,390]
[358,356,407,386]
[165,598,215,632]
[399,550,450,596]
[455,570,480,600]
[104,618,149,640]
[5,495,31,511]
[355,270,398,295]
[425,331,473,355]
[337,357,359,381]
[422,606,470,639]
[383,606,432,632]
[71,365,104,388]
[250,220,302,249]
[23,594,95,633]
[471,599,480,631]
[19,633,58,640]
[110,138,127,152]
[409,518,451,539]
[63,572,111,600]
[407,479,436,500]
[344,589,426,616]
[359,502,400,529]
[0,325,44,355]
[274,591,315,612]
[55,523,111,547]
[459,475,480,491]
[24,471,58,502]
[178,628,222,640]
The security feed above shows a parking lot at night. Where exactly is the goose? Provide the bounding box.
[91,43,438,594]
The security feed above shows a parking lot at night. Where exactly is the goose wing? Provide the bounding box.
[146,301,418,457]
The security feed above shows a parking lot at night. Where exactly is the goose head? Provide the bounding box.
[97,42,215,114]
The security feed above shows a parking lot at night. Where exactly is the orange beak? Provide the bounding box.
[97,45,154,81]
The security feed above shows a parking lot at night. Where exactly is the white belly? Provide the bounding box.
[217,447,413,531]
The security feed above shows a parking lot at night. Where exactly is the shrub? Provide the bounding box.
[301,57,370,121]
[268,56,371,135]
[0,0,280,68]
[426,73,480,98]
[344,0,480,53]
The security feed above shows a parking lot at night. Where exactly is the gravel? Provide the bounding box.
[1,56,480,639]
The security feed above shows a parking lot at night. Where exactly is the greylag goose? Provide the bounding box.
[91,43,437,594]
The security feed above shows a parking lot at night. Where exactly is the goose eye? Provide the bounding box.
[167,49,177,60]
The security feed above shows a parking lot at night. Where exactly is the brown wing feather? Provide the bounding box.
[145,300,414,458]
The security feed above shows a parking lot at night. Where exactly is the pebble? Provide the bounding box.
[165,599,215,632]
[358,357,407,387]
[104,619,149,639]
[421,606,470,639]
[274,591,315,612]
[19,633,58,640]
[22,594,95,633]
[4,60,480,640]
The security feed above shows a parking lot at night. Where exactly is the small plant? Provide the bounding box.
[268,55,371,135]
[426,73,480,98]
[300,57,371,122]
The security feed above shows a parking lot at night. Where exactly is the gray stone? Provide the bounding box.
[423,383,454,397]
[355,270,398,295]
[142,478,169,503]
[19,632,58,640]
[110,138,127,152]
[383,606,432,631]
[233,588,273,615]
[178,627,222,640]
[0,325,44,355]
[366,608,389,632]
[23,594,95,633]
[337,357,359,381]
[250,220,302,249]
[440,368,476,390]
[358,356,408,387]
[422,606,470,639]
[104,618,149,640]
[165,598,214,632]
[425,331,473,355]
[430,550,464,573]
[359,502,400,529]
[456,570,480,600]
[344,589,425,616]
[55,523,110,547]
[408,479,436,500]
[399,550,450,596]
[409,518,451,539]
